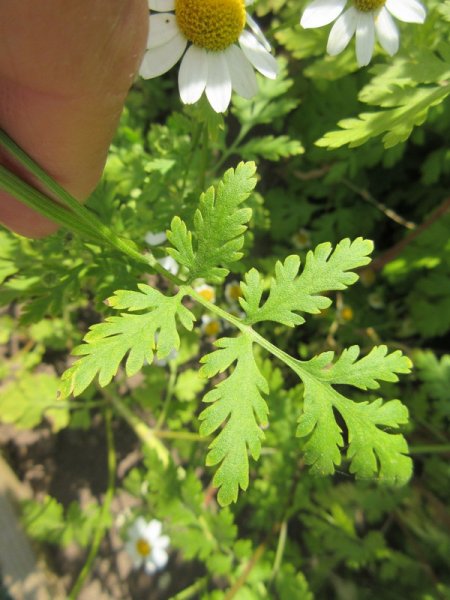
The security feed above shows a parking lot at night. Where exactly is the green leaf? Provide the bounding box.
[167,162,256,283]
[305,345,413,390]
[239,135,304,161]
[316,85,450,149]
[296,373,412,485]
[241,238,373,326]
[22,496,103,548]
[0,372,68,431]
[59,285,195,398]
[199,335,269,506]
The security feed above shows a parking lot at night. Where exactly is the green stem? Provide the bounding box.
[0,129,184,283]
[0,165,98,240]
[108,392,170,467]
[155,362,178,429]
[171,577,208,600]
[153,430,209,442]
[67,407,116,600]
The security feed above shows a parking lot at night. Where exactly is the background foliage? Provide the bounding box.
[1,0,449,598]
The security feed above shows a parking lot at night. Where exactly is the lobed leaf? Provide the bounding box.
[59,286,194,398]
[167,162,257,283]
[199,335,269,506]
[304,345,412,390]
[241,238,373,326]
[296,374,412,485]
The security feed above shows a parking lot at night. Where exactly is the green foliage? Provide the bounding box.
[59,286,195,398]
[1,2,450,596]
[241,239,373,326]
[199,336,269,505]
[21,496,104,548]
[0,372,68,432]
[168,163,256,283]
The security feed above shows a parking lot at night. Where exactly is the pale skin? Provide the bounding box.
[0,0,149,237]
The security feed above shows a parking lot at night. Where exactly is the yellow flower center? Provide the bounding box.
[199,287,215,302]
[175,0,246,52]
[226,283,242,301]
[341,307,354,322]
[353,0,385,11]
[204,320,221,336]
[136,538,152,557]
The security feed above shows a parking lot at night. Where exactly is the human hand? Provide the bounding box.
[0,0,148,237]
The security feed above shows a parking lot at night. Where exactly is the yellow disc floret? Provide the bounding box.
[175,0,246,51]
[353,0,385,11]
[136,538,152,557]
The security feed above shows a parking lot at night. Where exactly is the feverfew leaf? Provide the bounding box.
[296,373,412,485]
[199,335,269,506]
[167,162,257,283]
[305,345,413,390]
[59,285,194,398]
[241,238,373,326]
[0,372,68,432]
[239,135,304,161]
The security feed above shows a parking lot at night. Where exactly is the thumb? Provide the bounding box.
[0,0,149,237]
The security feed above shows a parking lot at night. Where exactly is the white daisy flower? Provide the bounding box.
[300,0,426,66]
[139,0,279,112]
[201,314,222,337]
[125,517,170,575]
[291,228,311,250]
[144,230,167,246]
[224,280,243,305]
[158,254,179,275]
[194,282,216,303]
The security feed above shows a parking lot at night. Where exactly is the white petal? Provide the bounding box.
[149,0,175,11]
[246,12,271,51]
[374,7,399,55]
[156,535,170,549]
[225,45,258,99]
[327,7,357,55]
[146,519,162,539]
[133,517,148,536]
[147,14,179,49]
[125,540,140,563]
[239,31,278,79]
[385,0,426,23]
[152,547,169,569]
[355,11,375,66]
[205,52,232,113]
[158,255,179,275]
[145,231,167,245]
[178,46,208,105]
[139,34,187,78]
[301,0,347,28]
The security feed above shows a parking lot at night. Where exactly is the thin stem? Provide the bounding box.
[0,165,98,240]
[171,577,208,600]
[67,407,116,600]
[155,362,178,430]
[270,520,288,583]
[107,390,170,467]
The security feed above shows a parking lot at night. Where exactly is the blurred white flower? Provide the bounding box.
[154,348,179,367]
[291,228,311,250]
[125,517,170,575]
[300,0,426,66]
[194,282,216,303]
[201,314,222,337]
[224,280,243,305]
[158,255,179,275]
[139,0,278,112]
[145,231,167,246]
